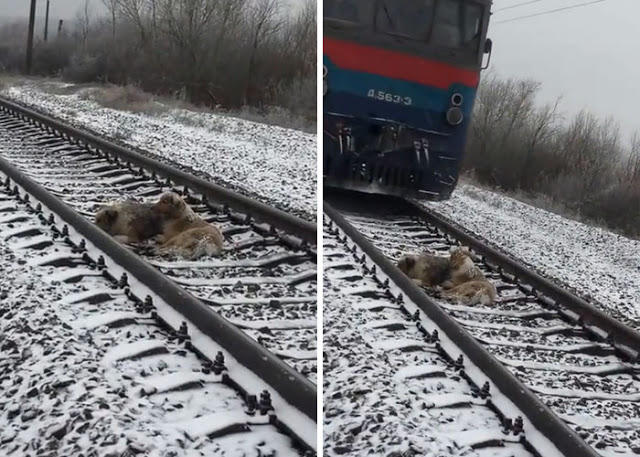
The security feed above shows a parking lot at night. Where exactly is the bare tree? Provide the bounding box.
[114,0,149,45]
[244,0,284,105]
[76,0,93,54]
[101,0,118,40]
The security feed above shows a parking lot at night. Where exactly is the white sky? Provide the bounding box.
[0,0,105,20]
[488,0,639,141]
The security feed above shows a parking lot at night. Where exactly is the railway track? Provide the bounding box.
[323,217,535,457]
[0,97,317,454]
[0,98,317,384]
[324,189,640,457]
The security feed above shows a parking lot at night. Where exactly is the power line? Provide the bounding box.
[494,0,606,24]
[494,0,549,13]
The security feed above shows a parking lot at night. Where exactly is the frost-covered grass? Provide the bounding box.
[0,76,316,132]
[0,79,316,221]
[428,183,640,330]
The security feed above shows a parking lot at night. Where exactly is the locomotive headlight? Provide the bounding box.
[451,93,463,107]
[446,107,464,126]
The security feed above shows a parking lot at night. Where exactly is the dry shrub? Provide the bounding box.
[465,72,640,237]
[79,84,158,113]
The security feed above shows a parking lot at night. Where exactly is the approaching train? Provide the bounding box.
[323,0,493,200]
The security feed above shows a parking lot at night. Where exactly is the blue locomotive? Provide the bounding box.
[324,0,493,200]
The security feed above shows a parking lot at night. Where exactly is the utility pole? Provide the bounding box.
[26,0,37,75]
[44,0,51,42]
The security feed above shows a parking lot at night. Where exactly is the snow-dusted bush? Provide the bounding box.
[465,72,640,236]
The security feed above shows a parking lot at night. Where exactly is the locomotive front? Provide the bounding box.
[323,0,493,200]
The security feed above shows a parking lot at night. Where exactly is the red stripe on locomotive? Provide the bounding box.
[324,37,480,89]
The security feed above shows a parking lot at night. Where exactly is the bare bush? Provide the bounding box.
[0,21,29,72]
[79,84,156,112]
[465,72,640,237]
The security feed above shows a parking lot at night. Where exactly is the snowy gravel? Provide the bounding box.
[0,201,300,456]
[428,183,640,331]
[0,82,316,221]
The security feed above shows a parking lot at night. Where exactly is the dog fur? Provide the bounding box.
[94,200,164,244]
[442,246,496,305]
[445,246,487,287]
[158,227,224,259]
[397,252,451,287]
[152,192,223,259]
[441,280,497,306]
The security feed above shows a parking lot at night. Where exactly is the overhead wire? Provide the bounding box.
[493,0,606,24]
[494,0,550,13]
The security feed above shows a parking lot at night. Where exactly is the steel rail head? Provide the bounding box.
[0,97,316,245]
[0,154,317,423]
[323,199,601,457]
[410,200,640,361]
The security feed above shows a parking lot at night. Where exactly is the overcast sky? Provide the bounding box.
[0,0,105,20]
[488,0,638,141]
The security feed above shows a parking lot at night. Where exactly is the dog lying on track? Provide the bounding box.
[152,192,224,260]
[441,246,497,305]
[397,245,497,305]
[443,246,488,287]
[94,200,165,244]
[397,251,450,287]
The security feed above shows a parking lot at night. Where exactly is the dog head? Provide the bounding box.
[95,206,120,233]
[449,246,472,270]
[153,192,186,219]
[397,254,418,276]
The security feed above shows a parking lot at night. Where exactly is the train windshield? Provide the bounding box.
[324,0,367,25]
[432,0,484,51]
[324,0,486,62]
[374,0,484,55]
[376,0,435,40]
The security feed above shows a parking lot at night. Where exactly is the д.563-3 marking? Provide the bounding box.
[367,90,412,106]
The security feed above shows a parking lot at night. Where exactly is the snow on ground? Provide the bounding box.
[0,227,298,456]
[428,183,640,330]
[0,81,316,221]
[0,242,159,456]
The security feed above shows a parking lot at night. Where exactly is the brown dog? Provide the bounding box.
[152,192,223,259]
[94,200,164,244]
[441,246,496,305]
[397,252,450,287]
[441,280,497,306]
[444,246,488,287]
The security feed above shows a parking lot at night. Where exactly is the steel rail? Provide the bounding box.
[0,97,316,245]
[324,199,600,457]
[409,200,640,361]
[0,150,316,424]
